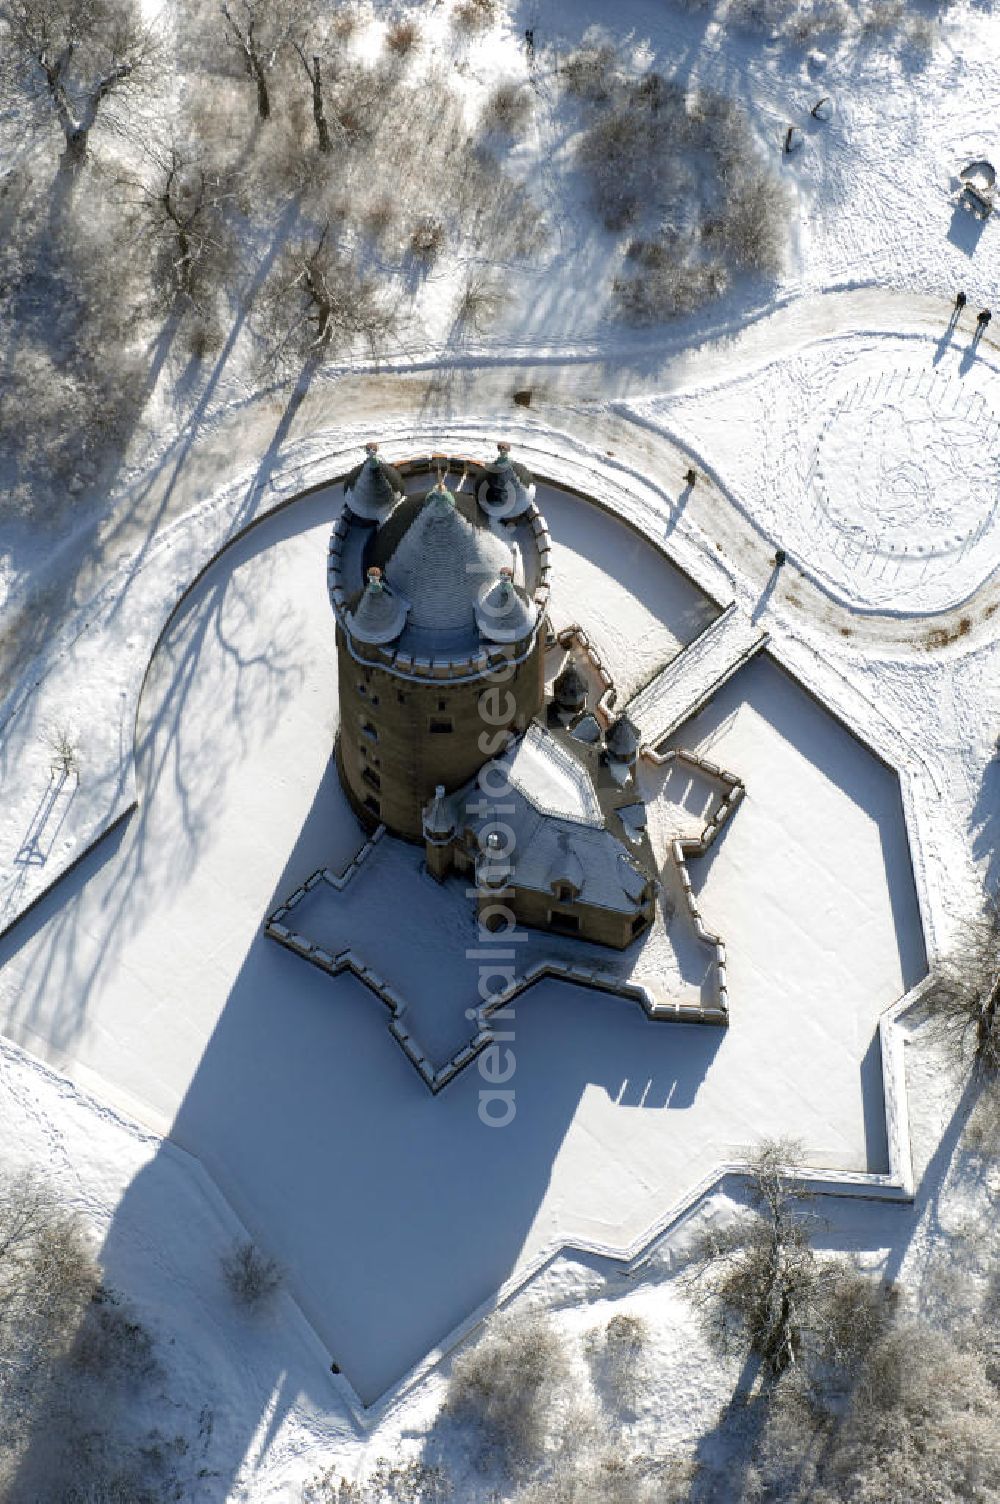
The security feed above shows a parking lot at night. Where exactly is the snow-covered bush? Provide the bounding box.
[455,273,509,332]
[614,247,731,323]
[446,1312,569,1470]
[304,1458,452,1502]
[453,0,500,33]
[220,1238,283,1306]
[571,63,790,322]
[512,1451,694,1503]
[561,43,622,103]
[925,902,1000,1075]
[584,1313,649,1413]
[408,215,446,264]
[70,1288,157,1385]
[481,81,532,136]
[385,18,421,56]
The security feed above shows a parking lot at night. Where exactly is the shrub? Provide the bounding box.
[71,1288,158,1384]
[592,1313,648,1412]
[332,7,361,42]
[361,195,397,244]
[220,1239,283,1306]
[482,81,532,136]
[453,0,498,32]
[614,255,730,323]
[409,215,446,262]
[455,274,508,332]
[561,43,621,103]
[446,1312,569,1469]
[513,1448,694,1503]
[386,19,421,56]
[572,57,789,322]
[304,1458,452,1502]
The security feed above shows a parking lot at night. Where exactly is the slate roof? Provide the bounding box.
[384,485,514,637]
[455,726,655,916]
[346,570,410,645]
[343,447,405,523]
[505,724,603,827]
[606,713,641,760]
[475,572,537,643]
[553,661,588,710]
[475,447,535,519]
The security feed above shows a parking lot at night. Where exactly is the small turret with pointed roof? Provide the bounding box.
[476,441,535,520]
[344,442,405,524]
[423,784,456,843]
[553,661,588,717]
[606,712,641,768]
[475,565,537,644]
[345,565,409,646]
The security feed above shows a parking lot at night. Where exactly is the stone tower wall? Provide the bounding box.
[336,629,545,840]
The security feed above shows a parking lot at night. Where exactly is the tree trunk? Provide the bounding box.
[252,58,271,120]
[64,127,89,167]
[311,55,332,154]
[176,227,193,295]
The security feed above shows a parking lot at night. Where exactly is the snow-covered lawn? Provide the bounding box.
[628,331,1000,613]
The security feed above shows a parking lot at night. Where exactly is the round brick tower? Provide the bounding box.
[328,447,552,840]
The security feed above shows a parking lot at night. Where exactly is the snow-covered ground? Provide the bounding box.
[1,0,999,1497]
[0,467,926,1411]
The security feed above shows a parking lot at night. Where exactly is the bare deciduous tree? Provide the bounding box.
[291,41,333,153]
[256,225,397,370]
[220,0,300,121]
[685,1139,817,1383]
[220,1238,283,1306]
[1,0,158,165]
[127,142,234,307]
[926,902,1000,1075]
[686,1140,893,1399]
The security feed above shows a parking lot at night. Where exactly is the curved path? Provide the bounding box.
[3,286,999,696]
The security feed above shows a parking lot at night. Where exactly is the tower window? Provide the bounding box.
[362,766,381,791]
[357,682,368,696]
[429,717,454,734]
[371,694,380,707]
[437,698,448,712]
[364,795,381,817]
[397,691,407,704]
[361,722,379,742]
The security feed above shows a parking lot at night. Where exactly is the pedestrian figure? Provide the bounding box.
[956,290,967,310]
[525,27,535,61]
[774,548,787,568]
[684,467,697,487]
[978,307,992,328]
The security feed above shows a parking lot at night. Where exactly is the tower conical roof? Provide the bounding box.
[606,713,641,760]
[344,444,404,523]
[553,661,588,711]
[385,483,513,635]
[422,784,457,841]
[475,569,537,644]
[345,567,409,645]
[476,443,535,520]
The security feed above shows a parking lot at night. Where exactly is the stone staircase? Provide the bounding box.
[626,603,769,750]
